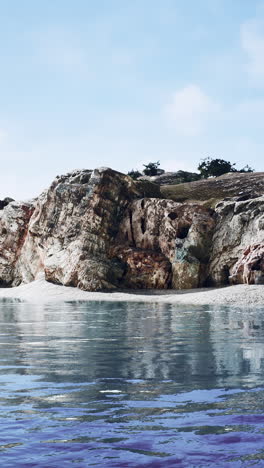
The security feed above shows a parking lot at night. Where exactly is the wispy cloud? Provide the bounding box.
[165,84,218,136]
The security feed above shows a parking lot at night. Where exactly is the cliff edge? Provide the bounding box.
[0,168,263,290]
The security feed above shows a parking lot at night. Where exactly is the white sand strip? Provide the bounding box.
[0,274,263,306]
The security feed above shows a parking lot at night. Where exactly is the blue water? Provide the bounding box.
[0,299,264,467]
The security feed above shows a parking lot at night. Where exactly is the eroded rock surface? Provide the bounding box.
[0,201,34,286]
[111,247,172,289]
[14,168,162,290]
[0,168,263,290]
[209,195,264,285]
[115,199,216,289]
[230,243,264,285]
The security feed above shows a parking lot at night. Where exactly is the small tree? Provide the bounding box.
[127,169,142,180]
[239,164,254,173]
[143,161,160,176]
[198,157,237,178]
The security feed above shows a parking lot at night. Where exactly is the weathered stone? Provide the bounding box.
[209,195,264,285]
[229,243,264,285]
[172,262,200,289]
[117,199,216,288]
[14,168,161,290]
[0,201,34,286]
[0,167,262,291]
[111,247,172,289]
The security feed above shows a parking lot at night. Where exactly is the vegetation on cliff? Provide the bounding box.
[128,157,255,184]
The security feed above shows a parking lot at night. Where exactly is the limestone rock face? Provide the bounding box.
[0,201,34,286]
[111,247,172,289]
[0,168,216,291]
[209,195,264,285]
[116,199,216,289]
[14,168,162,290]
[0,167,262,291]
[230,243,264,285]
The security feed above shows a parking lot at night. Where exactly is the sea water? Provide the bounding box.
[0,299,264,467]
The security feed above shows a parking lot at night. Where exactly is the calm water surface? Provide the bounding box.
[0,299,264,467]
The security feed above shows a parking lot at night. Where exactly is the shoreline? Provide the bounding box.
[0,275,263,306]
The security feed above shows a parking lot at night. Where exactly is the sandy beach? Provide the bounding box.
[0,273,263,306]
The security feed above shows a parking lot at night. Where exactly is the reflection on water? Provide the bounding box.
[0,299,264,467]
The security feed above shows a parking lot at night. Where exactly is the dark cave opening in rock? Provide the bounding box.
[168,212,178,220]
[176,225,190,239]
[141,217,146,234]
[222,265,230,285]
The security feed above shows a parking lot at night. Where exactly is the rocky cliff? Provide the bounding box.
[10,168,160,290]
[210,195,264,285]
[0,168,263,290]
[114,199,215,288]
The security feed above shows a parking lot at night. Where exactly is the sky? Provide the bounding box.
[0,0,264,199]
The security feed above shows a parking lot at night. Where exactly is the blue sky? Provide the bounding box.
[0,0,263,199]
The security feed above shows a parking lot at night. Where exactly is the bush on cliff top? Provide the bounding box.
[198,157,254,178]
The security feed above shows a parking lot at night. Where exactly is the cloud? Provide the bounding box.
[165,84,217,136]
[241,18,264,81]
